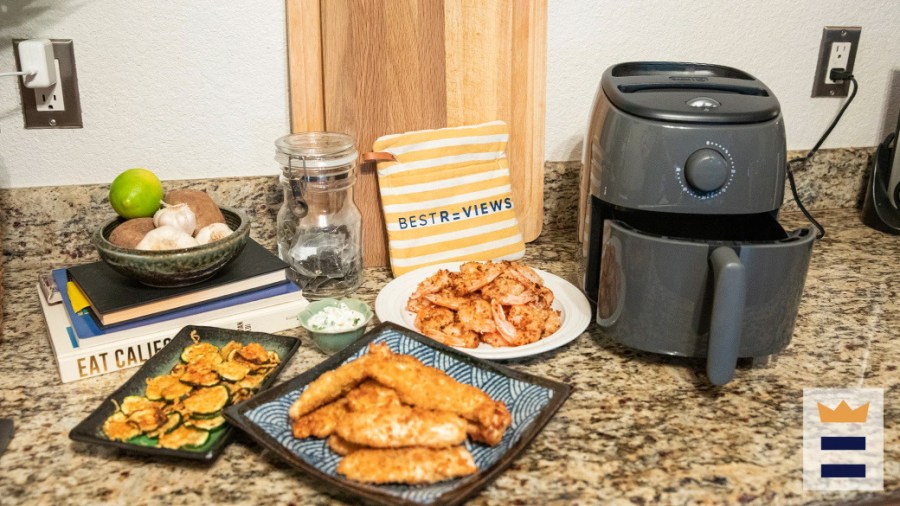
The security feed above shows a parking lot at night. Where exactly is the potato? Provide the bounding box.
[108,217,156,249]
[163,189,225,235]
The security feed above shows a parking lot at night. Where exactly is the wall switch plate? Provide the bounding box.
[13,39,83,128]
[811,26,861,98]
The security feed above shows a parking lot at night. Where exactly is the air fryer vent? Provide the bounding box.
[611,62,755,80]
[601,61,781,124]
[618,84,769,97]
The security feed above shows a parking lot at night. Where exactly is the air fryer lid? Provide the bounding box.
[602,62,781,124]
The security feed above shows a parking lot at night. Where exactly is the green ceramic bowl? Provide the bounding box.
[93,206,250,288]
[298,298,373,354]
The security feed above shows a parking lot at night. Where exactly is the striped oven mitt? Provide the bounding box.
[371,120,526,276]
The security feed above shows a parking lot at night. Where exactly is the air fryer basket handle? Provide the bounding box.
[707,247,746,385]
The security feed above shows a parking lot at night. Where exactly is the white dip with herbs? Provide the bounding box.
[307,302,366,332]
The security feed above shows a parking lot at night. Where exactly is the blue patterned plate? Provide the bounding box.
[223,322,572,506]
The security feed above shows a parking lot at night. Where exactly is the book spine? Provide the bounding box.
[75,289,302,349]
[54,301,304,383]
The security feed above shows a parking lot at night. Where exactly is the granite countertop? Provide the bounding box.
[0,159,897,504]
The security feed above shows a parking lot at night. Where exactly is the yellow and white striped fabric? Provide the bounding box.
[373,121,526,276]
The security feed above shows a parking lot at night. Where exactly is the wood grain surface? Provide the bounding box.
[287,0,547,267]
[286,0,325,131]
[320,0,447,267]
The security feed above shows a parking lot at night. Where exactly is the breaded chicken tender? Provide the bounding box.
[291,398,349,439]
[365,344,511,446]
[328,434,365,456]
[344,380,401,412]
[336,446,477,484]
[289,343,511,485]
[288,355,370,421]
[336,404,468,449]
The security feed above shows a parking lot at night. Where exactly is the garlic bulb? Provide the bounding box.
[136,226,200,250]
[195,222,233,245]
[153,203,197,236]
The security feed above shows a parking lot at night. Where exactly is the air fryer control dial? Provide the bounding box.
[684,148,729,193]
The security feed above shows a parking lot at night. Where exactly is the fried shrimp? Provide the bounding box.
[504,260,544,286]
[416,305,480,348]
[423,292,468,310]
[489,300,561,346]
[457,297,496,334]
[481,274,537,305]
[407,269,455,312]
[409,261,559,348]
[457,261,505,294]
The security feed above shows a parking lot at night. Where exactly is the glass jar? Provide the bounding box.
[275,132,362,298]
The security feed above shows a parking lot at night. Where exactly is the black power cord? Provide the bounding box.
[786,70,859,239]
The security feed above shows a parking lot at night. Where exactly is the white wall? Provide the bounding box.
[0,0,289,188]
[545,0,900,161]
[2,1,898,188]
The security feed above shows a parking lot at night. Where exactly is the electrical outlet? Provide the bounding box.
[811,26,861,97]
[823,42,852,85]
[13,39,82,128]
[35,59,66,112]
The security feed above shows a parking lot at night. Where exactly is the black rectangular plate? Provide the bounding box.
[223,322,572,506]
[69,325,301,461]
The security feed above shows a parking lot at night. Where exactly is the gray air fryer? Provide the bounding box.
[578,62,814,385]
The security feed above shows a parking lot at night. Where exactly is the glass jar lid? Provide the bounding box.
[274,132,358,169]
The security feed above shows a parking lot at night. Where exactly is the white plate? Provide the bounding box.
[374,262,592,359]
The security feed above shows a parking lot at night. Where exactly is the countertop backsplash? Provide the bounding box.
[0,147,874,275]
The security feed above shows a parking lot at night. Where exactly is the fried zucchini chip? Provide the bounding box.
[185,415,227,431]
[128,407,168,432]
[119,396,165,416]
[146,413,182,438]
[235,343,269,364]
[102,411,141,442]
[183,385,230,416]
[219,341,242,360]
[158,425,209,449]
[236,372,268,391]
[102,337,276,448]
[216,361,250,382]
[179,362,220,387]
[146,375,193,402]
[181,342,220,363]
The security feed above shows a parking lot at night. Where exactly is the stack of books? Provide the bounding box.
[38,239,308,383]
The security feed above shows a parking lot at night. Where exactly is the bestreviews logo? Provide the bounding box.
[803,388,884,491]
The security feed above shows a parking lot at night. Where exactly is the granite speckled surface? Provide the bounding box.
[0,150,897,505]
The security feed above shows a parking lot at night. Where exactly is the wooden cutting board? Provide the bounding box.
[287,0,547,267]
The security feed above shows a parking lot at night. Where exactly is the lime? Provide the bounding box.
[109,168,164,219]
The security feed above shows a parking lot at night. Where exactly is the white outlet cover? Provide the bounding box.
[824,41,852,84]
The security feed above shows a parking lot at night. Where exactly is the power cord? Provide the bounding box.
[0,70,35,78]
[786,69,859,240]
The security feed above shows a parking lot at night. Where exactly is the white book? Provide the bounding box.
[37,284,308,383]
